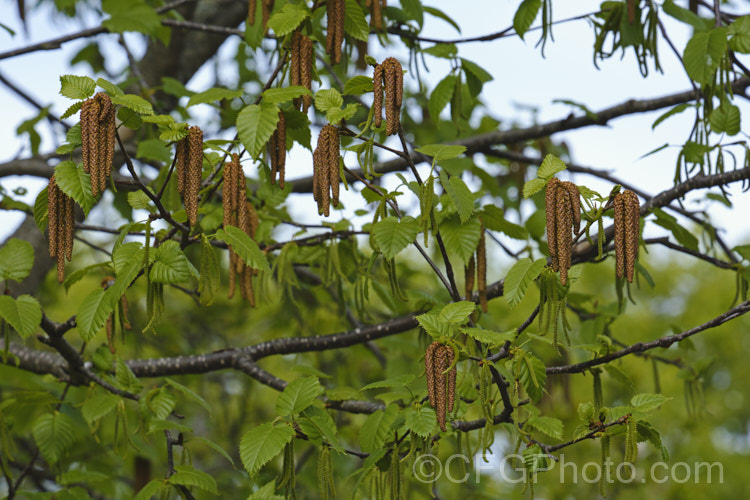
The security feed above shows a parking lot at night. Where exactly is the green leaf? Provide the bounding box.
[522,177,547,198]
[652,103,692,130]
[101,0,161,37]
[96,77,124,97]
[76,289,112,342]
[481,205,528,240]
[513,0,542,39]
[81,392,119,424]
[168,465,218,494]
[417,144,466,163]
[166,377,212,414]
[343,76,373,95]
[631,393,670,412]
[33,186,49,232]
[361,374,415,391]
[439,301,475,324]
[401,0,423,26]
[59,74,95,100]
[136,138,171,164]
[127,190,152,210]
[504,258,547,307]
[662,0,710,31]
[133,480,164,500]
[527,415,563,440]
[145,387,176,421]
[0,295,41,339]
[247,482,285,500]
[519,352,546,402]
[0,238,34,282]
[216,226,270,272]
[710,104,741,135]
[32,412,74,464]
[275,377,324,416]
[237,101,280,158]
[416,311,452,338]
[371,216,419,259]
[54,161,96,213]
[111,94,154,115]
[116,358,143,393]
[199,234,220,306]
[440,215,481,265]
[577,401,595,421]
[344,0,369,41]
[58,469,109,485]
[729,16,750,53]
[191,436,236,468]
[683,28,728,85]
[423,6,461,33]
[404,406,436,437]
[537,154,567,179]
[267,2,309,36]
[359,405,398,453]
[314,88,344,114]
[262,86,312,105]
[651,208,697,251]
[461,327,515,345]
[440,171,474,223]
[150,240,191,284]
[427,74,457,122]
[187,87,243,108]
[423,44,458,59]
[240,423,295,477]
[327,103,359,124]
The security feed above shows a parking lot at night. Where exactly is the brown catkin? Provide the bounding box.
[48,177,59,259]
[545,177,560,271]
[613,192,626,280]
[262,0,274,33]
[80,92,115,197]
[291,31,301,89]
[372,64,384,128]
[248,0,256,26]
[464,255,475,301]
[425,342,440,408]
[47,177,74,282]
[326,0,345,64]
[313,124,340,216]
[186,126,203,226]
[625,190,640,282]
[562,181,581,234]
[270,111,287,188]
[435,345,448,431]
[175,136,188,195]
[335,0,345,64]
[64,194,74,261]
[383,57,403,135]
[555,185,572,286]
[446,347,456,413]
[477,228,488,313]
[98,93,115,195]
[327,123,340,208]
[300,34,313,112]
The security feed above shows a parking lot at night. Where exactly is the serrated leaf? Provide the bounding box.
[262,86,312,105]
[344,75,373,95]
[58,469,109,485]
[168,465,218,494]
[440,171,474,223]
[0,238,34,282]
[216,226,270,272]
[101,0,161,37]
[276,377,324,416]
[416,311,451,338]
[481,205,528,240]
[537,154,566,179]
[440,215,481,265]
[327,102,359,124]
[111,94,154,115]
[54,161,96,214]
[127,190,152,210]
[314,88,344,114]
[513,0,542,39]
[344,0,369,41]
[439,301,475,323]
[150,240,191,283]
[76,289,112,342]
[404,407,436,437]
[423,44,458,59]
[187,87,243,108]
[651,103,692,130]
[133,480,164,500]
[577,401,594,421]
[427,74,456,121]
[423,6,461,33]
[267,2,309,36]
[359,405,398,453]
[247,481,285,500]
[519,352,546,402]
[361,374,415,391]
[59,74,95,100]
[461,327,515,345]
[0,295,41,339]
[683,28,727,85]
[522,177,547,198]
[191,436,236,468]
[116,358,143,393]
[32,412,74,464]
[371,216,419,259]
[527,415,563,440]
[166,377,212,414]
[96,77,124,96]
[33,186,49,232]
[710,103,741,135]
[504,258,546,307]
[631,393,670,412]
[240,423,295,477]
[729,15,750,53]
[60,101,84,120]
[136,138,171,164]
[237,101,280,158]
[81,392,119,424]
[145,387,176,421]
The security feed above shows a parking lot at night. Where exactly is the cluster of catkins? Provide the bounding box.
[175,126,204,226]
[373,57,404,136]
[248,0,275,33]
[465,226,488,312]
[290,31,314,113]
[312,124,341,216]
[613,190,640,282]
[326,0,345,64]
[425,342,457,432]
[268,111,287,188]
[223,154,259,304]
[365,0,387,30]
[80,92,116,197]
[545,177,581,286]
[47,176,74,283]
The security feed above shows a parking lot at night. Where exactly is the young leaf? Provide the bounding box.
[199,235,220,306]
[133,480,164,500]
[404,406,436,437]
[150,240,192,284]
[359,406,398,453]
[267,2,309,36]
[167,465,219,494]
[439,301,475,324]
[537,154,567,179]
[461,327,515,345]
[440,171,474,223]
[0,238,34,282]
[361,374,415,391]
[522,177,547,198]
[314,88,344,114]
[440,215,481,265]
[513,0,542,40]
[111,94,154,115]
[216,226,270,272]
[631,393,670,413]
[275,377,324,416]
[710,104,741,135]
[343,0,369,41]
[519,352,546,402]
[0,295,41,339]
[526,415,563,440]
[344,76,373,95]
[371,216,419,260]
[187,87,243,108]
[237,101,280,158]
[504,257,547,307]
[683,28,728,85]
[59,74,95,100]
[262,86,312,105]
[427,74,457,121]
[81,392,119,425]
[77,288,113,342]
[32,412,74,464]
[416,144,466,163]
[54,160,96,214]
[240,423,295,477]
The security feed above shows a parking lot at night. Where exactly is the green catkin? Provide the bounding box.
[389,444,400,500]
[624,418,638,464]
[652,359,661,393]
[593,368,603,411]
[600,435,610,497]
[317,445,334,500]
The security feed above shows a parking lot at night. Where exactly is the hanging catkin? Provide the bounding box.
[545,177,581,286]
[47,176,75,283]
[291,31,314,113]
[176,126,203,226]
[312,124,340,216]
[269,111,287,188]
[365,0,386,30]
[464,255,475,301]
[424,342,457,432]
[613,190,640,282]
[326,0,345,64]
[80,92,116,197]
[477,227,488,313]
[372,58,403,135]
